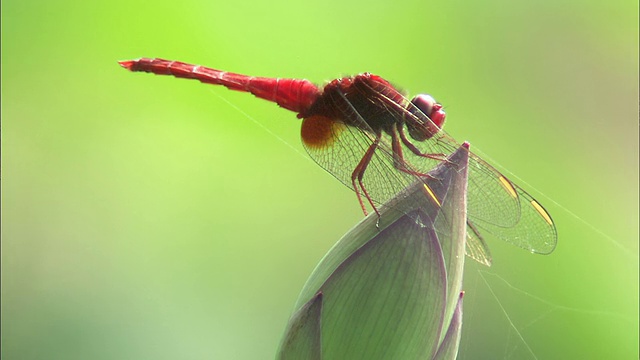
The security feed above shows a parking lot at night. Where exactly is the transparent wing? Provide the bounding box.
[300,115,419,211]
[359,77,558,255]
[438,140,557,255]
[301,80,557,263]
[466,220,493,266]
[470,181,558,254]
[352,76,524,229]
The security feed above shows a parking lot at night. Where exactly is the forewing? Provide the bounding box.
[445,145,557,254]
[354,76,523,229]
[301,79,556,261]
[386,91,557,255]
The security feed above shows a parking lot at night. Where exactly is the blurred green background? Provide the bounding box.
[2,0,638,359]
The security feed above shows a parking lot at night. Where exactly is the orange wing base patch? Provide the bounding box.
[301,116,345,149]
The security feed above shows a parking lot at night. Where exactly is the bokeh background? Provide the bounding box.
[2,0,638,359]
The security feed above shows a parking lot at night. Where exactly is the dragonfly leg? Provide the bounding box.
[390,126,437,177]
[351,133,382,217]
[397,124,449,162]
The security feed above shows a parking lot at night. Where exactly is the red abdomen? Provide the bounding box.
[119,58,321,114]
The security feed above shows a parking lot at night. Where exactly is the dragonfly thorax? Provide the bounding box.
[303,75,446,143]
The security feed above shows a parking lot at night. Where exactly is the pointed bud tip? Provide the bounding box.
[461,141,470,150]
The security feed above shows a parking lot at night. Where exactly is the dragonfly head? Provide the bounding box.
[406,94,446,141]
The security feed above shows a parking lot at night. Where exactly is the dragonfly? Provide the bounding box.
[119,58,557,266]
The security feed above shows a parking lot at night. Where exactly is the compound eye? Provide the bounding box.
[406,94,446,141]
[410,94,436,116]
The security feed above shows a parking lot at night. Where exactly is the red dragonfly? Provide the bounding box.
[119,58,557,265]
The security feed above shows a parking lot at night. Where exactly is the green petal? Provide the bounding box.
[277,292,323,360]
[434,292,464,360]
[318,209,447,359]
